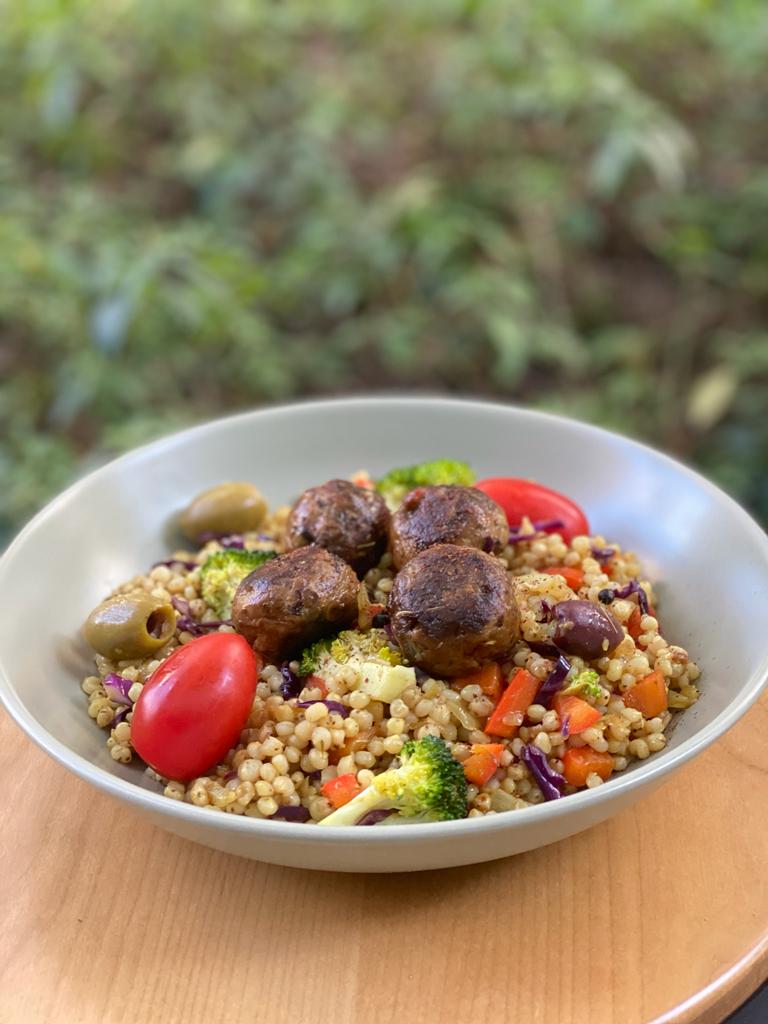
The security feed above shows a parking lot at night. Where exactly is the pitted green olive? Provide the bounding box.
[179,482,268,542]
[83,594,176,660]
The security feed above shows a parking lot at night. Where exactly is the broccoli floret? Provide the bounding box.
[299,637,333,676]
[561,668,603,700]
[299,628,401,678]
[330,628,402,666]
[375,459,475,507]
[316,736,468,827]
[200,549,276,619]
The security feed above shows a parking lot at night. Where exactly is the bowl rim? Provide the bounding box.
[1,394,767,843]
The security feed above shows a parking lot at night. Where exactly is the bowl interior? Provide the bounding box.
[1,397,767,798]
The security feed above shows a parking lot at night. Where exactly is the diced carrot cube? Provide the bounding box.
[562,747,613,787]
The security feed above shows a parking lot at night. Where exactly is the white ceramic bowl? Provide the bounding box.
[1,397,767,872]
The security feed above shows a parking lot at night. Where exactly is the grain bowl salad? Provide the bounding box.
[79,462,701,826]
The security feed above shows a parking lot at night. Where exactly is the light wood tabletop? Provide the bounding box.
[1,694,766,1024]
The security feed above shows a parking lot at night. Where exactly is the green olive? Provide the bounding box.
[179,482,268,542]
[83,594,176,660]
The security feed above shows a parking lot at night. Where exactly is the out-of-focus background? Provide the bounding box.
[2,0,768,549]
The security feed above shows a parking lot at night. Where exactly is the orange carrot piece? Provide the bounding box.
[551,694,601,735]
[471,743,505,759]
[628,603,658,646]
[350,472,375,490]
[542,565,584,590]
[562,747,613,787]
[627,606,643,641]
[308,674,328,697]
[454,662,503,702]
[462,752,499,786]
[462,743,506,786]
[321,773,363,809]
[330,726,373,765]
[624,670,667,718]
[485,669,539,738]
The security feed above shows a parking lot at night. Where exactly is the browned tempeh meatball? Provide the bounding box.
[231,546,359,661]
[285,479,391,576]
[387,544,519,677]
[388,485,508,570]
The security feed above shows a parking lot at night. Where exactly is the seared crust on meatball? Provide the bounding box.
[286,479,390,576]
[388,485,508,569]
[232,546,359,661]
[388,544,519,677]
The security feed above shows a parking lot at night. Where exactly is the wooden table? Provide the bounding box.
[1,696,766,1024]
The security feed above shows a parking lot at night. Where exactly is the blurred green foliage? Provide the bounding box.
[2,0,768,544]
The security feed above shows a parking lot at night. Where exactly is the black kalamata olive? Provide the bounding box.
[552,599,623,659]
[597,588,615,604]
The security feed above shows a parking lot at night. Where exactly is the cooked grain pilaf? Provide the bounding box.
[80,486,700,822]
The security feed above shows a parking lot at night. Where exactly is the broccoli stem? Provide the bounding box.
[316,786,387,827]
[316,736,467,826]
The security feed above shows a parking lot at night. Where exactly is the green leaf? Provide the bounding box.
[687,366,740,432]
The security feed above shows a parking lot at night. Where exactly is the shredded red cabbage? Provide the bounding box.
[560,714,571,740]
[103,673,133,707]
[534,654,571,707]
[508,528,536,544]
[356,809,397,826]
[152,557,199,571]
[296,699,349,718]
[177,616,230,637]
[521,744,565,801]
[537,599,553,623]
[197,530,244,545]
[279,664,303,699]
[196,531,274,547]
[104,673,134,726]
[591,545,616,563]
[508,518,566,543]
[614,579,650,615]
[528,641,560,658]
[535,517,566,532]
[271,805,311,822]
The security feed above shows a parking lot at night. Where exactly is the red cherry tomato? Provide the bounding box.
[131,633,260,781]
[474,477,589,543]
